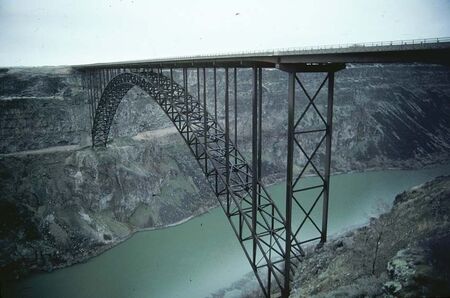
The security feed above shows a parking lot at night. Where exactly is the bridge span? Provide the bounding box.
[74,38,450,297]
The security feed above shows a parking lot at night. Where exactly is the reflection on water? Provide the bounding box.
[4,164,450,298]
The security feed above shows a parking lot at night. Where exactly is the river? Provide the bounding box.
[4,164,450,298]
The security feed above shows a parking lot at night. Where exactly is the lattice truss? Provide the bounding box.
[285,72,335,255]
[81,67,337,297]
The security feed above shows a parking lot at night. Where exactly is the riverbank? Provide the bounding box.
[217,174,450,297]
[292,174,450,297]
[1,160,449,284]
[0,135,218,280]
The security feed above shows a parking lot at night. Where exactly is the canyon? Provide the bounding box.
[0,63,449,284]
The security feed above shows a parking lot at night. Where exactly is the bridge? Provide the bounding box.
[74,37,450,297]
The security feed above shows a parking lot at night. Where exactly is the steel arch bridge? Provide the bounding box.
[90,68,311,297]
[77,38,450,297]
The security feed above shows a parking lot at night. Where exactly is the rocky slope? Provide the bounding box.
[0,134,216,278]
[0,64,449,280]
[290,175,450,297]
[215,175,450,297]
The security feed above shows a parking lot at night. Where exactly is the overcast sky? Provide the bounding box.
[0,0,449,66]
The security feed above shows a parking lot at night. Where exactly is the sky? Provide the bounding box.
[0,0,449,67]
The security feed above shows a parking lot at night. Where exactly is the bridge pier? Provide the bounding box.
[281,63,345,297]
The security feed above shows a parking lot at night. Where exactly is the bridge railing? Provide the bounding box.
[247,36,450,54]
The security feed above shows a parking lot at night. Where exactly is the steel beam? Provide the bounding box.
[234,68,238,165]
[322,71,334,243]
[203,68,208,173]
[214,67,217,128]
[284,71,295,298]
[225,68,230,215]
[257,68,263,202]
[251,67,258,263]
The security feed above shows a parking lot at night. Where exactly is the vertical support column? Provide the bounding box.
[92,71,97,118]
[93,71,97,115]
[88,72,95,131]
[97,70,101,107]
[157,68,161,103]
[238,69,243,239]
[81,71,85,91]
[103,69,106,89]
[213,67,217,128]
[98,69,101,92]
[97,70,101,96]
[213,67,218,196]
[170,68,174,119]
[86,72,91,129]
[194,68,200,156]
[284,71,295,298]
[234,68,238,164]
[203,68,208,174]
[101,69,105,91]
[251,67,258,263]
[257,68,263,201]
[321,72,334,243]
[197,68,200,102]
[225,68,230,215]
[183,68,189,142]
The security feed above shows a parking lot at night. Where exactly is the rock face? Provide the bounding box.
[1,65,450,169]
[0,67,90,153]
[0,135,216,277]
[0,64,450,279]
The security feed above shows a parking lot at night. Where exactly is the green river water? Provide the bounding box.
[3,164,450,298]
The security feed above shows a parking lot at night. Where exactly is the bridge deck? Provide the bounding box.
[74,37,450,70]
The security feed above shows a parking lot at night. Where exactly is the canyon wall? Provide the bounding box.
[0,64,449,277]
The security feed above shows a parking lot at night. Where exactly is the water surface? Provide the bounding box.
[4,164,450,298]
